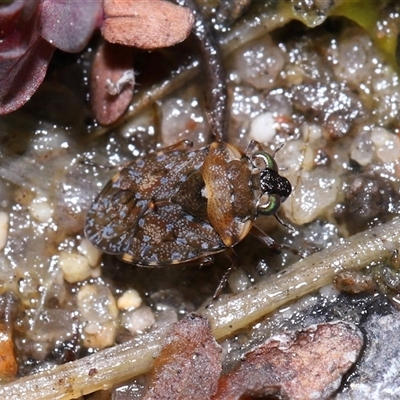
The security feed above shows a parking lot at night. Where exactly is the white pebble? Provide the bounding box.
[350,129,373,166]
[249,112,276,143]
[117,289,142,310]
[319,284,340,298]
[90,266,102,279]
[59,252,92,283]
[161,96,207,146]
[0,212,9,251]
[153,308,178,329]
[83,320,117,349]
[234,35,285,90]
[77,284,119,322]
[371,126,400,164]
[78,237,102,267]
[121,306,155,334]
[283,169,340,225]
[228,269,251,294]
[84,321,101,335]
[284,65,304,86]
[29,199,53,222]
[275,140,340,225]
[302,145,316,172]
[334,33,372,87]
[302,123,323,142]
[300,124,323,171]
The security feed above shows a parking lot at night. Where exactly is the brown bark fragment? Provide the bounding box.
[213,322,364,400]
[0,322,18,378]
[143,314,222,400]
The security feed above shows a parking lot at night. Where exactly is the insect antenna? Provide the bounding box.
[273,142,285,156]
[274,213,295,233]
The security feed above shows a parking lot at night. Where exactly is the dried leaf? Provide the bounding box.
[143,314,222,400]
[102,0,194,49]
[213,322,364,400]
[90,42,135,125]
[0,322,18,379]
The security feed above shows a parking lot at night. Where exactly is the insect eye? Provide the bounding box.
[257,194,281,215]
[251,151,278,172]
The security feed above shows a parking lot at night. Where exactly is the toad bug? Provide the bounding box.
[84,140,291,266]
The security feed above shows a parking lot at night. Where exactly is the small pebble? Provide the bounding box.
[350,128,373,166]
[59,252,92,283]
[78,237,103,267]
[280,144,340,225]
[117,289,142,310]
[371,126,400,164]
[302,123,323,142]
[0,212,9,251]
[29,198,53,222]
[77,284,119,348]
[228,269,251,294]
[249,112,276,144]
[121,306,155,334]
[83,321,117,349]
[77,284,119,323]
[154,308,178,329]
[234,35,285,90]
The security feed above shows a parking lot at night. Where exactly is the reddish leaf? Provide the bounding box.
[213,322,364,400]
[41,0,103,53]
[0,0,40,42]
[0,322,18,378]
[102,0,194,49]
[143,314,222,400]
[90,42,135,125]
[0,0,54,114]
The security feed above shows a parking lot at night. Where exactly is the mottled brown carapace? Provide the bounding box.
[84,140,291,266]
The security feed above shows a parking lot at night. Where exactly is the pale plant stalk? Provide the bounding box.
[1,218,399,400]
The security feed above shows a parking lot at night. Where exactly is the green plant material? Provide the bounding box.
[331,0,399,69]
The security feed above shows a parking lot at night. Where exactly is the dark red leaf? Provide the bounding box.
[0,0,55,114]
[0,0,39,49]
[41,0,103,53]
[90,42,134,125]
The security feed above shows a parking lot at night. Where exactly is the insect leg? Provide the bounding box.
[212,248,238,300]
[245,140,264,157]
[250,225,304,258]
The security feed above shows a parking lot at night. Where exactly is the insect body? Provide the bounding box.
[84,140,291,266]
